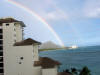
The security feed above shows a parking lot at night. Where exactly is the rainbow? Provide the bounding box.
[5,0,65,47]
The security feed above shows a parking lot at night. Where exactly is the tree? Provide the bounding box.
[79,66,91,75]
[71,68,78,75]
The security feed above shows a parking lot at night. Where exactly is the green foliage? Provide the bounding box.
[79,66,91,75]
[71,68,78,75]
[61,66,91,75]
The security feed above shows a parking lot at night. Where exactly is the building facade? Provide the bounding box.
[0,18,60,75]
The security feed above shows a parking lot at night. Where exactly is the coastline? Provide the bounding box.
[39,47,68,51]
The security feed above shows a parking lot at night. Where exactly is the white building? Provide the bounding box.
[0,18,60,75]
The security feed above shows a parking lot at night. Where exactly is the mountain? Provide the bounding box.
[39,41,62,49]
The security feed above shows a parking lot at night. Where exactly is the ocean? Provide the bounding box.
[39,46,100,75]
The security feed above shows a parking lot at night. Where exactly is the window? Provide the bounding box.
[0,57,3,62]
[0,63,3,67]
[0,29,2,33]
[0,46,3,50]
[20,57,24,60]
[0,40,3,44]
[0,35,3,39]
[0,52,3,56]
[0,69,4,73]
[6,23,9,26]
[0,73,3,75]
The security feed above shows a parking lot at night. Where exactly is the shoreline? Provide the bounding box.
[39,48,68,51]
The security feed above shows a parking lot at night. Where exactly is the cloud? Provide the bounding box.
[43,10,68,21]
[13,0,69,21]
[37,0,69,21]
[83,0,100,18]
[32,0,69,21]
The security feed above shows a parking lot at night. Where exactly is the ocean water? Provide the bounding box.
[39,46,100,75]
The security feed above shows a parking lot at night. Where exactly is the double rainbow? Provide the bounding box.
[6,0,65,47]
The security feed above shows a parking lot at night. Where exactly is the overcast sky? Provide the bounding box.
[0,0,100,46]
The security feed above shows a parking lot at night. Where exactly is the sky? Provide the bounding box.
[0,0,100,46]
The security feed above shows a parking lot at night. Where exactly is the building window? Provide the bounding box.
[0,57,3,62]
[0,52,3,56]
[0,46,3,50]
[0,63,3,67]
[0,40,3,44]
[0,29,2,33]
[0,69,4,73]
[20,57,24,60]
[6,23,9,26]
[0,35,3,39]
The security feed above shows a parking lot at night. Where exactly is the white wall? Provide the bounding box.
[4,45,41,75]
[3,23,16,46]
[14,23,23,42]
[42,67,58,75]
[4,45,34,75]
[33,45,39,61]
[33,66,42,75]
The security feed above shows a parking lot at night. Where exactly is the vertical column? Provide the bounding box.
[14,23,23,42]
[33,45,39,61]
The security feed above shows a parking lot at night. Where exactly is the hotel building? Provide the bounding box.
[0,18,60,75]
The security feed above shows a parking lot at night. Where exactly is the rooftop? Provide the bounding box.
[0,18,25,27]
[14,38,41,46]
[34,57,61,69]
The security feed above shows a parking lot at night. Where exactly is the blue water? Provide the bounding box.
[39,46,100,75]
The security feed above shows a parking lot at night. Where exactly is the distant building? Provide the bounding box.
[0,18,60,75]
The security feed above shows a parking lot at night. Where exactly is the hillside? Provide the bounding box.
[39,41,62,50]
